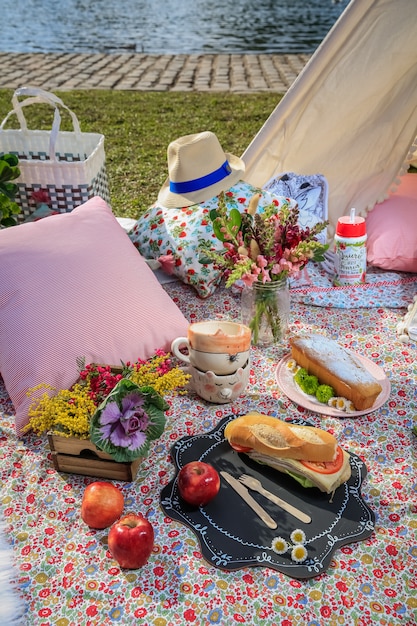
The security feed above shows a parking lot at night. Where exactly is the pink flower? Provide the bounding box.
[31,189,51,205]
[256,255,271,283]
[157,254,175,275]
[241,272,260,287]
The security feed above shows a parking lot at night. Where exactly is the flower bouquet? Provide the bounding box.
[25,351,190,468]
[200,193,329,345]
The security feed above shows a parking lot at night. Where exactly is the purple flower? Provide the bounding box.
[99,392,149,451]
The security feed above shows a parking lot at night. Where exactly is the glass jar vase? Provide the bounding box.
[241,278,290,347]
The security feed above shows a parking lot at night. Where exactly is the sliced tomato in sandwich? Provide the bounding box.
[300,445,344,474]
[229,443,252,453]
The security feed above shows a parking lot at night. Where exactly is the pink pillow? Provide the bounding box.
[366,173,417,272]
[0,197,188,435]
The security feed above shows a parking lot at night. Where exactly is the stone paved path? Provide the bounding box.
[0,52,310,92]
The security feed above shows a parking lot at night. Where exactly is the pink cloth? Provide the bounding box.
[0,197,188,435]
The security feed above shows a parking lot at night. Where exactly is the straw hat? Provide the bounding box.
[158,131,245,208]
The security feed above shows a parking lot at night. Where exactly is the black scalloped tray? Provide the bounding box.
[160,415,375,579]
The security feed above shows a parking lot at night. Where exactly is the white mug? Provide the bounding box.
[171,320,251,375]
[189,360,250,403]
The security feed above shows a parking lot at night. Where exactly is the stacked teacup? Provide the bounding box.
[171,320,251,403]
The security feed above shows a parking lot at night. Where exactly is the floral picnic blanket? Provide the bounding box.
[0,281,416,625]
[289,263,417,309]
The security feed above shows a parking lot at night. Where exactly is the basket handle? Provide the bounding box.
[0,87,82,162]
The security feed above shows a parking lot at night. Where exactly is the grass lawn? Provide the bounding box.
[0,90,282,219]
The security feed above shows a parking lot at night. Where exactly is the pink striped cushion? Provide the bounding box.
[0,197,188,435]
[366,173,417,272]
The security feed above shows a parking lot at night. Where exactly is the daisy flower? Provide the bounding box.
[328,396,346,410]
[328,396,356,413]
[271,536,289,554]
[290,529,306,545]
[286,359,300,373]
[291,544,308,563]
[344,400,356,413]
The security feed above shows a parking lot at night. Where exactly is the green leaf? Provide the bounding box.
[138,385,169,411]
[1,153,19,167]
[0,215,18,227]
[145,403,166,440]
[0,158,21,186]
[0,193,20,227]
[284,470,315,489]
[3,181,18,196]
[76,356,86,372]
[311,244,329,263]
[229,208,242,229]
[210,205,242,243]
[211,217,225,242]
[198,255,215,265]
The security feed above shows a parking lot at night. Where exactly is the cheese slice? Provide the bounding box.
[248,449,351,494]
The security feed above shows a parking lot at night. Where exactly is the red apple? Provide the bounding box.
[81,481,124,529]
[177,461,220,507]
[108,512,154,569]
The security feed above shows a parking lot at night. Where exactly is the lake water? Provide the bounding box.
[1,0,349,55]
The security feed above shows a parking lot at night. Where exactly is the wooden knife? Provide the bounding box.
[220,471,278,530]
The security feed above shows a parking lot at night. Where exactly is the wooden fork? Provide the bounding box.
[238,474,311,524]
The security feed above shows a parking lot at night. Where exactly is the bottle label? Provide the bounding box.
[334,239,367,286]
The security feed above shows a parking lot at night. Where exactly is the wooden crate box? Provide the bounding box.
[48,432,141,481]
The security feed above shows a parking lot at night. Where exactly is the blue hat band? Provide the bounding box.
[169,160,232,194]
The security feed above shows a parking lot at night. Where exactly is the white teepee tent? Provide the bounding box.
[241,0,417,239]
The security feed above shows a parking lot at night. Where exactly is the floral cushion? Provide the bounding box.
[129,182,297,298]
[0,197,188,435]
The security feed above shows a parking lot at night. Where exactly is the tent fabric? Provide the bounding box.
[241,0,417,240]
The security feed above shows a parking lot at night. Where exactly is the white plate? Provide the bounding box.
[275,353,390,417]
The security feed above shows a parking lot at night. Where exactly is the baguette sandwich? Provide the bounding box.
[289,334,382,411]
[224,413,351,494]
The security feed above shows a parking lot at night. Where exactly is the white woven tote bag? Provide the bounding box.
[0,86,110,221]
